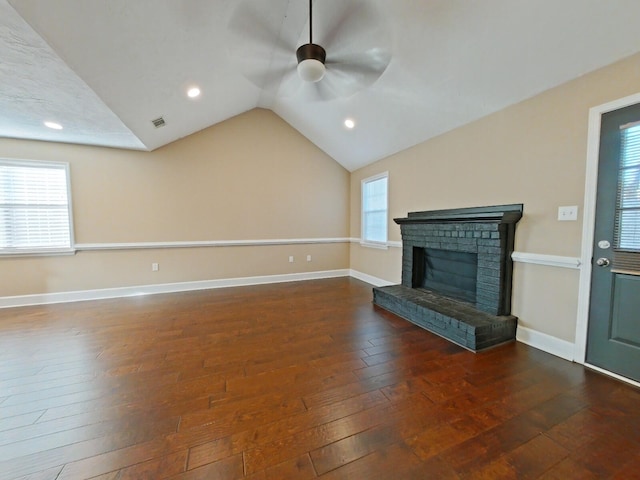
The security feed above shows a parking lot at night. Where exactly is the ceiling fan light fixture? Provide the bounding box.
[296,43,326,83]
[297,59,326,82]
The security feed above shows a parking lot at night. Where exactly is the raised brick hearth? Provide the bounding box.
[373,204,523,351]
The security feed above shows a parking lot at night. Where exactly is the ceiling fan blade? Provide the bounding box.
[318,70,358,100]
[315,0,389,54]
[227,0,299,91]
[327,49,391,73]
[274,68,303,98]
[317,0,367,51]
[227,1,291,57]
[305,0,392,97]
[238,62,293,92]
[293,73,344,102]
[325,47,392,92]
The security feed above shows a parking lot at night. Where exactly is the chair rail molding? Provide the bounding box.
[511,252,581,269]
[75,237,351,251]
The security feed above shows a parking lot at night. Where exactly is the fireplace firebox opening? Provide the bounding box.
[412,247,478,304]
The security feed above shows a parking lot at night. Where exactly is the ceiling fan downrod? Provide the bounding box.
[296,0,326,82]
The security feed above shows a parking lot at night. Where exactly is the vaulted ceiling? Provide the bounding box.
[3,0,640,171]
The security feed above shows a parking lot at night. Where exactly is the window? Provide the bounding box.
[0,160,74,255]
[361,172,388,245]
[616,122,640,251]
[612,121,640,274]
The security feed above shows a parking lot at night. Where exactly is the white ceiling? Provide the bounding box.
[3,0,640,172]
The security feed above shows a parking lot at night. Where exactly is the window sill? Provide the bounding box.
[0,248,77,258]
[360,241,389,250]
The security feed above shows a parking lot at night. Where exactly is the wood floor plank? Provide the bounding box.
[165,454,243,480]
[243,393,435,475]
[11,465,65,480]
[243,400,395,474]
[186,437,234,471]
[0,415,179,463]
[504,434,568,478]
[0,278,638,479]
[114,449,189,480]
[0,372,97,396]
[309,424,400,475]
[222,389,389,461]
[178,392,306,432]
[0,411,44,434]
[536,457,601,480]
[317,442,424,480]
[244,454,317,480]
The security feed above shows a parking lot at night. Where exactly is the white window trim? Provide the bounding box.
[0,158,76,257]
[361,171,389,249]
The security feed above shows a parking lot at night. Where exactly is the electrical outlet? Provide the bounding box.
[152,263,159,271]
[307,255,312,262]
[558,206,578,221]
[288,256,294,263]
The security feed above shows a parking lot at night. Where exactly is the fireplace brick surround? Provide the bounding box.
[373,204,523,351]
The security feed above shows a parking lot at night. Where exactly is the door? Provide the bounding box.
[586,102,640,382]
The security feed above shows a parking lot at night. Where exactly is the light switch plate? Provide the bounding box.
[558,206,578,221]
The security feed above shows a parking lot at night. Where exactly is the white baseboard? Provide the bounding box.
[518,325,640,387]
[516,325,575,361]
[0,269,351,309]
[349,269,396,287]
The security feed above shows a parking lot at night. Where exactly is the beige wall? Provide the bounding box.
[1,109,350,297]
[3,52,639,345]
[350,52,640,342]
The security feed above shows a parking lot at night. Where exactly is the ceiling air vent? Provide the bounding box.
[151,116,166,128]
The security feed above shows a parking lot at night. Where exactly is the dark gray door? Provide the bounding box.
[586,103,640,382]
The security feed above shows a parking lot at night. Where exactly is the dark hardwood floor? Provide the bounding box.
[0,277,639,479]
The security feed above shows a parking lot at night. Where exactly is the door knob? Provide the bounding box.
[596,257,611,267]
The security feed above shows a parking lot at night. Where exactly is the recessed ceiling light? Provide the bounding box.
[344,118,355,129]
[187,87,201,98]
[44,121,63,130]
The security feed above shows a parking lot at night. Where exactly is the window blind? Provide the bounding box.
[362,174,388,244]
[0,160,73,253]
[613,122,640,274]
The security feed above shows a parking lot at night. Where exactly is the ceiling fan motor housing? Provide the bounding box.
[296,43,326,64]
[296,43,327,82]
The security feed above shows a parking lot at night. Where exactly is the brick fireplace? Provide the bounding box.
[373,204,523,351]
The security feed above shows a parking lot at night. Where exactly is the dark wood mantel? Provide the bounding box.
[394,204,523,226]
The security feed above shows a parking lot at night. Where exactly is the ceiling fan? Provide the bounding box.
[227,0,392,101]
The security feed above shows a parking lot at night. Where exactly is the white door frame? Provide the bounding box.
[575,91,640,386]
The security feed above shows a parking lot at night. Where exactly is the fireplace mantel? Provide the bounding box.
[394,204,523,226]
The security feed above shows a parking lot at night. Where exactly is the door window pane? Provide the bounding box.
[616,124,640,251]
